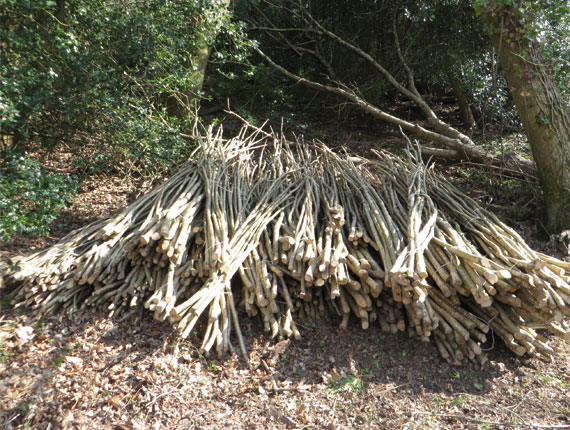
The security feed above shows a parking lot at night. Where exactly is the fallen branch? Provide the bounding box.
[249,0,536,175]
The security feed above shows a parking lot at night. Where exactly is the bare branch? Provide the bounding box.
[248,1,536,174]
[254,45,536,175]
[289,1,485,147]
[257,48,473,157]
[249,26,319,33]
[297,2,432,115]
[392,13,421,98]
[296,46,339,82]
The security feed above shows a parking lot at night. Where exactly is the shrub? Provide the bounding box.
[0,151,79,241]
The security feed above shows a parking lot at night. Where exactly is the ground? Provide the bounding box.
[1,120,569,429]
[1,307,569,429]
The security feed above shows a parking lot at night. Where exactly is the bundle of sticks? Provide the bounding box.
[7,127,570,365]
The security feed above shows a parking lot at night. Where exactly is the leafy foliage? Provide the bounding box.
[0,0,233,173]
[209,63,297,121]
[328,376,366,394]
[473,0,570,104]
[536,2,570,103]
[0,152,79,241]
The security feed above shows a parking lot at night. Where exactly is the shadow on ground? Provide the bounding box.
[1,304,568,429]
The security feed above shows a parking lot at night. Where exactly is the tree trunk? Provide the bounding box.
[190,44,211,97]
[166,43,211,117]
[167,0,230,117]
[477,1,570,233]
[450,74,476,130]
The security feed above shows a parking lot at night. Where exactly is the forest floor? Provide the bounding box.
[1,115,569,430]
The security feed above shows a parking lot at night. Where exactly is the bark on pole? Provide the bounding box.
[476,0,570,233]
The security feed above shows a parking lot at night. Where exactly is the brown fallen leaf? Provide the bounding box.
[269,339,291,364]
[296,403,310,424]
[109,394,123,409]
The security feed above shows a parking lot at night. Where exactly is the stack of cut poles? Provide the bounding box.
[8,126,570,364]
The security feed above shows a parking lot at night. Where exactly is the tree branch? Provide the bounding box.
[254,45,536,174]
[296,46,339,82]
[293,1,481,146]
[392,13,421,99]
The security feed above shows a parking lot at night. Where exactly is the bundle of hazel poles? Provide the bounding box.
[6,126,570,364]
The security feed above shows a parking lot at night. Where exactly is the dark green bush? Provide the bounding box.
[0,0,230,173]
[0,152,79,241]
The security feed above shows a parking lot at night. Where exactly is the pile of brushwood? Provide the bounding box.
[6,127,570,365]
